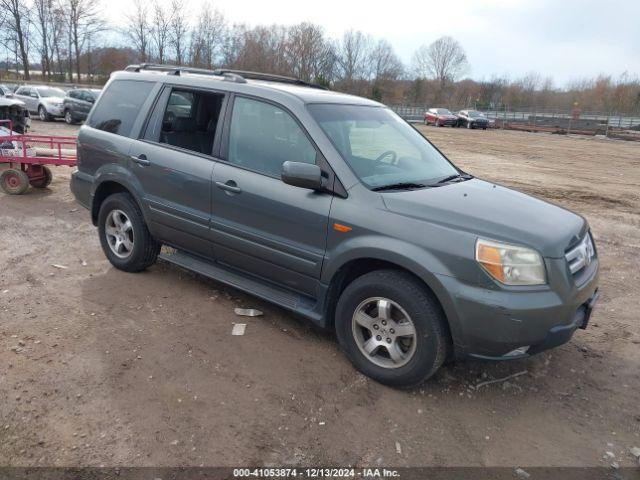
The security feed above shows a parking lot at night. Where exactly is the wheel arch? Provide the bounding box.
[90,175,147,227]
[323,254,461,352]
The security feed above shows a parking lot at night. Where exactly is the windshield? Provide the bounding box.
[37,87,65,98]
[308,104,459,189]
[468,111,485,118]
[437,109,453,115]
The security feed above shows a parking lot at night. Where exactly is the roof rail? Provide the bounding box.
[212,69,328,90]
[124,64,327,90]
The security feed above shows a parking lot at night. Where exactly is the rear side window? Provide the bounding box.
[89,80,154,137]
[227,97,316,177]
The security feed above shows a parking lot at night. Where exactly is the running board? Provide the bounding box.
[158,250,324,324]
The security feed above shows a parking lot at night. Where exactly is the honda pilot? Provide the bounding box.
[70,65,599,387]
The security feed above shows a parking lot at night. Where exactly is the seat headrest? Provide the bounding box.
[173,117,197,132]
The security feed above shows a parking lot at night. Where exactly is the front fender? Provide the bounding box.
[322,236,465,350]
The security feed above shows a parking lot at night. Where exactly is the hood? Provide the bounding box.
[0,97,26,108]
[382,179,587,258]
[41,96,65,103]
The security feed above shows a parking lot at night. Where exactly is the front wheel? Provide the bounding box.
[335,270,450,387]
[97,193,160,272]
[38,105,52,122]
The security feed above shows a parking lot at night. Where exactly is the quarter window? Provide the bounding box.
[89,80,154,137]
[227,97,316,177]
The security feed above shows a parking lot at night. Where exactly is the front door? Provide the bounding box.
[212,96,332,296]
[129,86,227,257]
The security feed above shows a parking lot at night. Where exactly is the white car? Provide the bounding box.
[14,85,66,121]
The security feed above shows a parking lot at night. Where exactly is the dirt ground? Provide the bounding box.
[1,120,639,468]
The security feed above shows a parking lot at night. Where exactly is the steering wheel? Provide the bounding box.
[375,150,398,165]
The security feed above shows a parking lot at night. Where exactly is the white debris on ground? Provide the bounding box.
[234,308,263,317]
[231,323,247,336]
[515,467,530,479]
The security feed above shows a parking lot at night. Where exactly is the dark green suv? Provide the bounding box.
[71,64,599,387]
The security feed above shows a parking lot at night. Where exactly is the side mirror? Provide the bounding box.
[281,161,324,191]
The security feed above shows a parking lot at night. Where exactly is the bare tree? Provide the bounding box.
[369,39,403,100]
[64,0,105,82]
[151,0,170,63]
[33,0,54,79]
[47,3,67,78]
[0,0,31,79]
[285,22,335,83]
[413,36,468,90]
[168,0,188,65]
[336,29,371,88]
[124,0,150,63]
[189,2,225,69]
[369,39,403,82]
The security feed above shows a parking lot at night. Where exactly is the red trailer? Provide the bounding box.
[0,120,77,195]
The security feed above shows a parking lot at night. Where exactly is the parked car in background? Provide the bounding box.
[0,84,15,97]
[63,88,101,124]
[457,110,490,129]
[14,85,66,121]
[424,108,458,127]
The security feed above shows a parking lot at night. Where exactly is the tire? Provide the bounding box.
[38,105,52,122]
[97,193,160,272]
[64,109,75,125]
[29,166,52,188]
[335,269,450,387]
[0,168,30,195]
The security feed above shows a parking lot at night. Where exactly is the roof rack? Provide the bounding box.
[212,69,327,90]
[124,64,328,90]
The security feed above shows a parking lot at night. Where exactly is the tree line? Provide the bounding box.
[1,0,639,113]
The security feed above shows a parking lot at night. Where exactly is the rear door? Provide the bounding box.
[128,85,227,258]
[211,95,332,296]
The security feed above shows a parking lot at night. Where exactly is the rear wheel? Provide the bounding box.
[97,193,160,272]
[0,168,30,195]
[335,270,449,387]
[64,109,74,124]
[29,166,52,188]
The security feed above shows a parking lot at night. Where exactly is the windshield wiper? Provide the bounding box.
[371,182,427,192]
[435,173,473,184]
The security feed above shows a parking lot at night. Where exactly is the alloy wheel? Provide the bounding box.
[105,209,134,259]
[351,297,417,369]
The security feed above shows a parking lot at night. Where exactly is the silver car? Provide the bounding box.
[14,85,66,121]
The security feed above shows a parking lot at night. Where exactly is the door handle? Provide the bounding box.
[215,180,241,194]
[130,154,150,166]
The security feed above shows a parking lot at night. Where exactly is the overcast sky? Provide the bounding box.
[111,0,639,86]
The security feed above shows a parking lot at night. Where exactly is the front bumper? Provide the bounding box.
[436,257,599,360]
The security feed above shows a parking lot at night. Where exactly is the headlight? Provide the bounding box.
[475,238,546,285]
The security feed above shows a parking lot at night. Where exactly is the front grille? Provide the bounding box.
[565,233,596,275]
